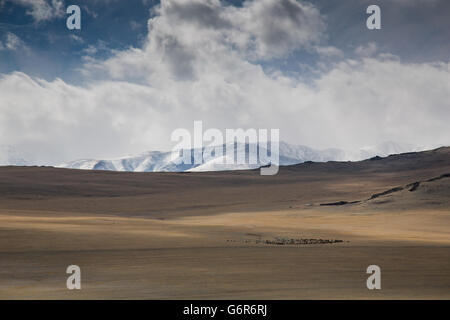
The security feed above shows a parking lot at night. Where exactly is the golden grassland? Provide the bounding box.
[0,148,449,299]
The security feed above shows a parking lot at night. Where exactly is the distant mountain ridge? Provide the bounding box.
[56,141,433,173]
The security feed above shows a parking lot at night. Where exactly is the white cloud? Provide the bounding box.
[82,45,98,55]
[6,32,21,50]
[355,42,378,57]
[69,34,84,44]
[0,32,28,51]
[84,0,325,82]
[0,0,449,165]
[130,20,142,31]
[7,0,64,22]
[315,46,344,58]
[1,56,449,165]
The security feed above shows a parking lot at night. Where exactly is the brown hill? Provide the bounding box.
[0,147,449,217]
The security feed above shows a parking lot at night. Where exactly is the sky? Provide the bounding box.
[0,0,449,165]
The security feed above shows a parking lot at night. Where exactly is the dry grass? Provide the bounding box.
[0,147,449,299]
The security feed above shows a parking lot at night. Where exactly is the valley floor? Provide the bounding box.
[0,147,449,299]
[0,208,449,299]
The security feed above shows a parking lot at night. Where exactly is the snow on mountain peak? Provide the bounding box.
[55,141,430,173]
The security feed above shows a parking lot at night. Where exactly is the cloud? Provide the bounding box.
[69,34,84,44]
[1,56,449,164]
[315,46,344,58]
[80,40,111,59]
[0,32,28,51]
[0,0,449,165]
[156,0,325,61]
[83,0,325,82]
[130,20,142,31]
[355,42,378,57]
[5,32,22,50]
[7,0,64,22]
[227,0,326,59]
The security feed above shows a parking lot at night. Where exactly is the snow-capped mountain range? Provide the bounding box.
[54,141,431,173]
[0,141,437,172]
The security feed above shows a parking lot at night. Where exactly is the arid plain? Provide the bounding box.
[0,147,449,299]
